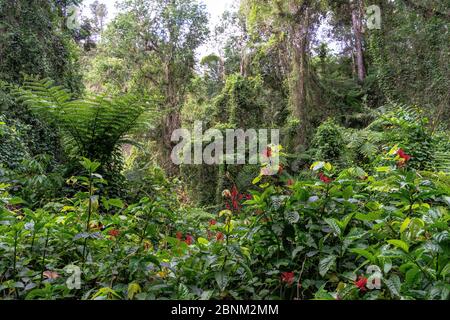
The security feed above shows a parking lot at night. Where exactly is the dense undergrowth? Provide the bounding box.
[1,134,449,300]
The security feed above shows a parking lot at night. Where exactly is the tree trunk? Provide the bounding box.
[240,47,247,77]
[290,6,310,146]
[351,0,366,83]
[219,56,226,82]
[161,62,181,176]
[162,111,181,176]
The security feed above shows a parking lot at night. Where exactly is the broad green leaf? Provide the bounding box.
[387,239,409,253]
[215,272,229,292]
[400,217,411,233]
[319,255,336,277]
[127,283,141,300]
[108,198,124,209]
[340,213,354,232]
[355,211,382,221]
[252,175,262,184]
[197,237,209,245]
[405,266,420,285]
[324,218,341,237]
[9,197,25,205]
[384,275,401,298]
[343,186,353,200]
[350,248,375,263]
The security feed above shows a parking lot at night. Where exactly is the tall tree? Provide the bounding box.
[350,0,365,83]
[242,0,324,146]
[88,0,209,174]
[328,0,366,83]
[90,0,108,33]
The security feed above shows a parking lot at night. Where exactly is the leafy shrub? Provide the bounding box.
[311,118,346,164]
[0,115,30,169]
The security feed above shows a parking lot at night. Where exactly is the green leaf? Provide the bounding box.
[215,272,229,292]
[292,246,305,259]
[252,175,262,184]
[355,211,381,221]
[324,218,341,237]
[387,239,409,253]
[384,275,401,298]
[340,213,354,232]
[319,255,336,277]
[350,248,375,263]
[405,266,420,285]
[127,283,141,300]
[343,186,353,200]
[9,197,25,205]
[197,237,209,245]
[177,283,189,299]
[399,218,411,233]
[108,198,124,209]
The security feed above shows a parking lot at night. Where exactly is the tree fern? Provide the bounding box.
[14,79,158,166]
[433,151,450,173]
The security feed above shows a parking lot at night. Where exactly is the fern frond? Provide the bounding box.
[14,78,159,166]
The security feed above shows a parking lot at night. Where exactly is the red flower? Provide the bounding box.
[209,219,217,226]
[281,272,295,286]
[287,179,294,186]
[231,185,238,198]
[232,199,239,210]
[397,148,411,162]
[262,147,272,158]
[319,172,333,184]
[225,203,230,210]
[354,276,368,292]
[216,232,224,241]
[176,231,183,240]
[185,234,194,245]
[108,229,120,238]
[246,194,252,200]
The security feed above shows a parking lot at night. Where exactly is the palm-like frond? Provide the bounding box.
[14,79,158,165]
[344,128,383,160]
[434,151,450,173]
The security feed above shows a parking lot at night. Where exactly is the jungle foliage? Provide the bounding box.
[0,0,448,301]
